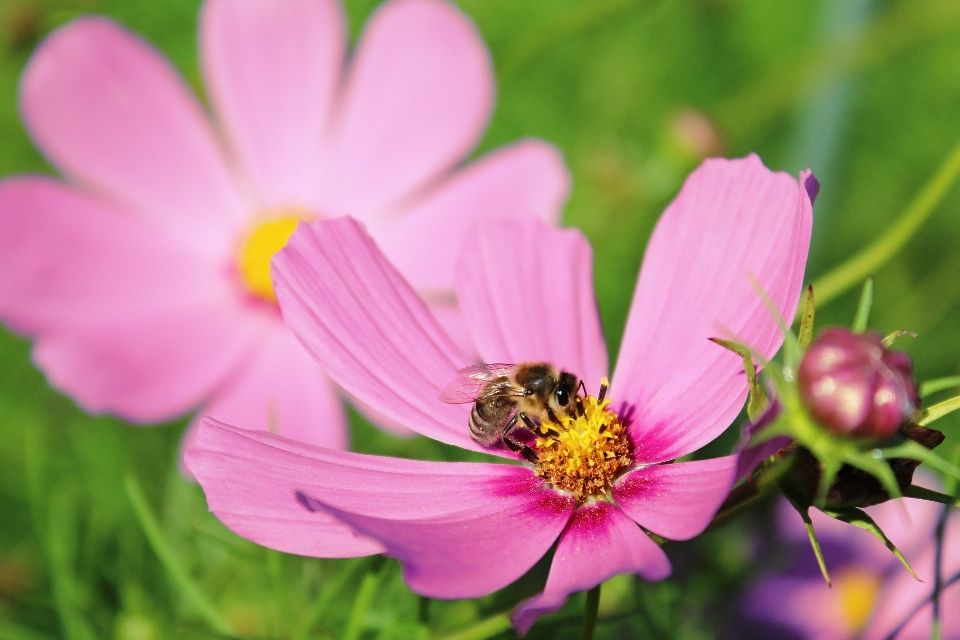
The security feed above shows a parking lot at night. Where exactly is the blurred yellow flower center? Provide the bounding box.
[533,379,632,501]
[835,567,881,632]
[239,212,309,303]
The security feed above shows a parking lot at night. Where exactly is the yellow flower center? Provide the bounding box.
[533,379,632,502]
[834,566,881,632]
[238,211,310,303]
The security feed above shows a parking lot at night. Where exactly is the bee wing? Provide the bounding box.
[438,363,519,403]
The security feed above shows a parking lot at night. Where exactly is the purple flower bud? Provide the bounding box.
[797,327,919,439]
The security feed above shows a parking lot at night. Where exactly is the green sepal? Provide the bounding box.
[882,329,915,348]
[918,392,960,426]
[877,440,960,481]
[797,285,815,350]
[822,507,920,581]
[709,337,767,422]
[919,376,960,398]
[749,275,801,371]
[903,484,960,508]
[851,277,873,333]
[786,496,831,586]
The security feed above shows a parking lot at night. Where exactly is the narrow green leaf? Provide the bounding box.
[436,614,513,640]
[787,497,831,586]
[851,277,874,333]
[124,475,235,637]
[918,393,960,426]
[798,285,815,350]
[343,560,388,640]
[920,376,960,398]
[823,507,919,580]
[882,329,915,348]
[749,275,801,370]
[815,456,844,509]
[903,484,960,508]
[878,441,960,480]
[709,338,767,421]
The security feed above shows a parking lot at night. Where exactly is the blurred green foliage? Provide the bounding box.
[0,0,959,637]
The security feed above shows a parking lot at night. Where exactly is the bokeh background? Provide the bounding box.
[0,0,959,638]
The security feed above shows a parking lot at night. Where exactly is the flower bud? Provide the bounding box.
[798,327,918,439]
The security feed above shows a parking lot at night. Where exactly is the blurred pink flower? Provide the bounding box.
[0,0,568,448]
[742,479,960,639]
[187,155,814,632]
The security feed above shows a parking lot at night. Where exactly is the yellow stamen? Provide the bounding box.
[834,567,881,632]
[533,378,632,501]
[239,211,309,302]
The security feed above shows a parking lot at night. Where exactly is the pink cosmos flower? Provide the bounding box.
[0,0,567,448]
[741,478,960,639]
[186,155,814,633]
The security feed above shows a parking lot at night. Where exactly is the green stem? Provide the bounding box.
[123,475,234,637]
[808,134,960,311]
[435,614,512,640]
[580,584,602,640]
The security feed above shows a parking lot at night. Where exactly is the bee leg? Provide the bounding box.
[503,415,539,463]
[545,406,562,425]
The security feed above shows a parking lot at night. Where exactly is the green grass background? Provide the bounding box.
[0,0,959,637]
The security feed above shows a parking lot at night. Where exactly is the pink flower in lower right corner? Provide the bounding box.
[187,155,814,634]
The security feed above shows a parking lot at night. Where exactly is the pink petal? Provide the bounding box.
[186,419,385,558]
[611,155,813,463]
[188,419,574,585]
[0,177,265,422]
[455,218,608,387]
[20,18,245,257]
[512,501,671,635]
[0,177,220,334]
[273,217,493,454]
[301,476,573,600]
[318,0,493,220]
[377,141,569,293]
[201,0,344,210]
[198,326,348,449]
[612,456,737,540]
[34,302,269,423]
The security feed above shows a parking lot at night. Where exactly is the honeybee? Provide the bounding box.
[439,363,581,462]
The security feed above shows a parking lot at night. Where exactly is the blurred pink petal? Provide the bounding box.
[20,17,244,257]
[379,141,569,292]
[319,0,493,220]
[273,217,492,454]
[4,0,566,450]
[35,302,267,422]
[200,327,348,449]
[0,177,219,334]
[455,217,608,386]
[186,419,384,558]
[612,455,737,540]
[513,501,671,635]
[612,155,813,463]
[201,0,344,211]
